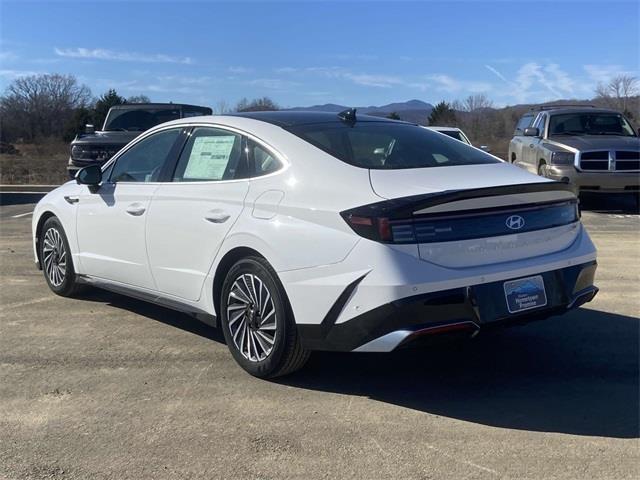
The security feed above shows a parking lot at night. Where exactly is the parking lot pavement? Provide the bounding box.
[1,199,638,480]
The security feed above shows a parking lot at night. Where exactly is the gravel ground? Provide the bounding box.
[0,194,638,480]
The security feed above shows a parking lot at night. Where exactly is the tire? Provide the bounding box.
[220,256,310,378]
[39,216,84,297]
[538,162,547,177]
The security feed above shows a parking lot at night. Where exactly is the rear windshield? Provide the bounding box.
[287,122,500,169]
[104,108,183,132]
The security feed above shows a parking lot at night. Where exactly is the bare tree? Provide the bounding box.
[127,94,151,103]
[0,74,92,142]
[461,93,493,112]
[454,94,495,141]
[214,100,231,114]
[595,75,639,117]
[235,96,279,112]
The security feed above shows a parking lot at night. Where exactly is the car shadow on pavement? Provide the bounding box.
[75,292,638,439]
[579,192,639,213]
[281,308,639,439]
[76,288,227,344]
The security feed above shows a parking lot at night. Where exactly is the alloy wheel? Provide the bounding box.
[42,227,67,287]
[226,273,277,362]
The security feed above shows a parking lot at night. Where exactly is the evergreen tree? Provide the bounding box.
[427,101,457,126]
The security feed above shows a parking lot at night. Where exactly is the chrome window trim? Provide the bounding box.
[101,122,290,184]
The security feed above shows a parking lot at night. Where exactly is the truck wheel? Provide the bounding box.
[538,162,547,177]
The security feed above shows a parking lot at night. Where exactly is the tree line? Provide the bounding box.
[0,74,279,144]
[423,75,639,155]
[1,72,637,153]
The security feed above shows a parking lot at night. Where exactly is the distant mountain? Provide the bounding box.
[286,99,433,124]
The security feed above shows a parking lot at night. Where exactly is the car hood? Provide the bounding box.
[546,135,640,151]
[71,130,142,146]
[369,162,549,199]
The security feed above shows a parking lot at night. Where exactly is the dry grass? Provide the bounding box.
[0,141,70,185]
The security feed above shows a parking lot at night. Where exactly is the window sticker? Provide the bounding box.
[183,135,236,180]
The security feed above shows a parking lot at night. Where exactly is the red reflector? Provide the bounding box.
[377,217,392,241]
[348,215,373,226]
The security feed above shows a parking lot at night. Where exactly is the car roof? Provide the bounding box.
[426,126,461,132]
[109,103,211,110]
[227,110,404,127]
[533,107,623,116]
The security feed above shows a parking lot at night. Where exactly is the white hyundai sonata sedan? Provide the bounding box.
[32,110,598,377]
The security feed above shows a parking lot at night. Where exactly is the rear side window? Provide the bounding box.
[514,115,534,135]
[287,123,500,170]
[247,140,282,177]
[172,127,244,182]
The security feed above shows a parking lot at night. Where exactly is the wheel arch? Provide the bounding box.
[211,246,267,318]
[34,210,58,269]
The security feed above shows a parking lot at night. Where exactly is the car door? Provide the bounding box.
[523,113,547,173]
[510,113,534,167]
[75,127,184,289]
[145,126,250,301]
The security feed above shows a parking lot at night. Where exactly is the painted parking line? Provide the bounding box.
[11,211,34,218]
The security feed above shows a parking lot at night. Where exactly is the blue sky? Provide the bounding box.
[1,0,638,109]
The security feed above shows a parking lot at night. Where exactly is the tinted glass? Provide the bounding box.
[549,113,636,136]
[182,107,212,118]
[515,115,534,133]
[248,140,281,177]
[104,108,183,132]
[173,127,244,182]
[110,129,180,182]
[288,123,500,169]
[439,130,463,142]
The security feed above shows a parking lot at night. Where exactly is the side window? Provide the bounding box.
[110,128,181,183]
[247,140,282,177]
[172,127,244,182]
[514,115,533,135]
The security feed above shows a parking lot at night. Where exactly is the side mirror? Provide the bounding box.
[76,164,102,186]
[523,127,539,137]
[85,124,95,134]
[479,145,491,153]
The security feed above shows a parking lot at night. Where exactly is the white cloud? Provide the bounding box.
[0,69,42,79]
[227,66,253,74]
[0,51,18,62]
[246,78,300,90]
[343,73,404,88]
[583,64,634,84]
[54,47,193,65]
[485,64,511,84]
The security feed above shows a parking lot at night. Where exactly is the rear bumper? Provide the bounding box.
[297,261,597,352]
[545,165,640,193]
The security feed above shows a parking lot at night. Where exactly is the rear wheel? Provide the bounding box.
[220,256,309,378]
[39,216,83,297]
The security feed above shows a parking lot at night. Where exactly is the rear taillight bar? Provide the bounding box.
[341,182,579,244]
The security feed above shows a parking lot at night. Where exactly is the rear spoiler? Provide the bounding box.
[343,181,576,220]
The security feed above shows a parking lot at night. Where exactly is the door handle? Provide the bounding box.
[204,211,230,223]
[64,196,79,204]
[126,203,146,216]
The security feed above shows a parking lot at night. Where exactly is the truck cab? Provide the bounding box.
[508,106,639,203]
[68,103,212,177]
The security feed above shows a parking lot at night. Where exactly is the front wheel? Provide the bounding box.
[220,256,310,378]
[538,162,547,177]
[39,216,84,297]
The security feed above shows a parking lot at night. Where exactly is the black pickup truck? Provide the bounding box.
[68,103,212,177]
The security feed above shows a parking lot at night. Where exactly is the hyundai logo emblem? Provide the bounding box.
[506,215,525,230]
